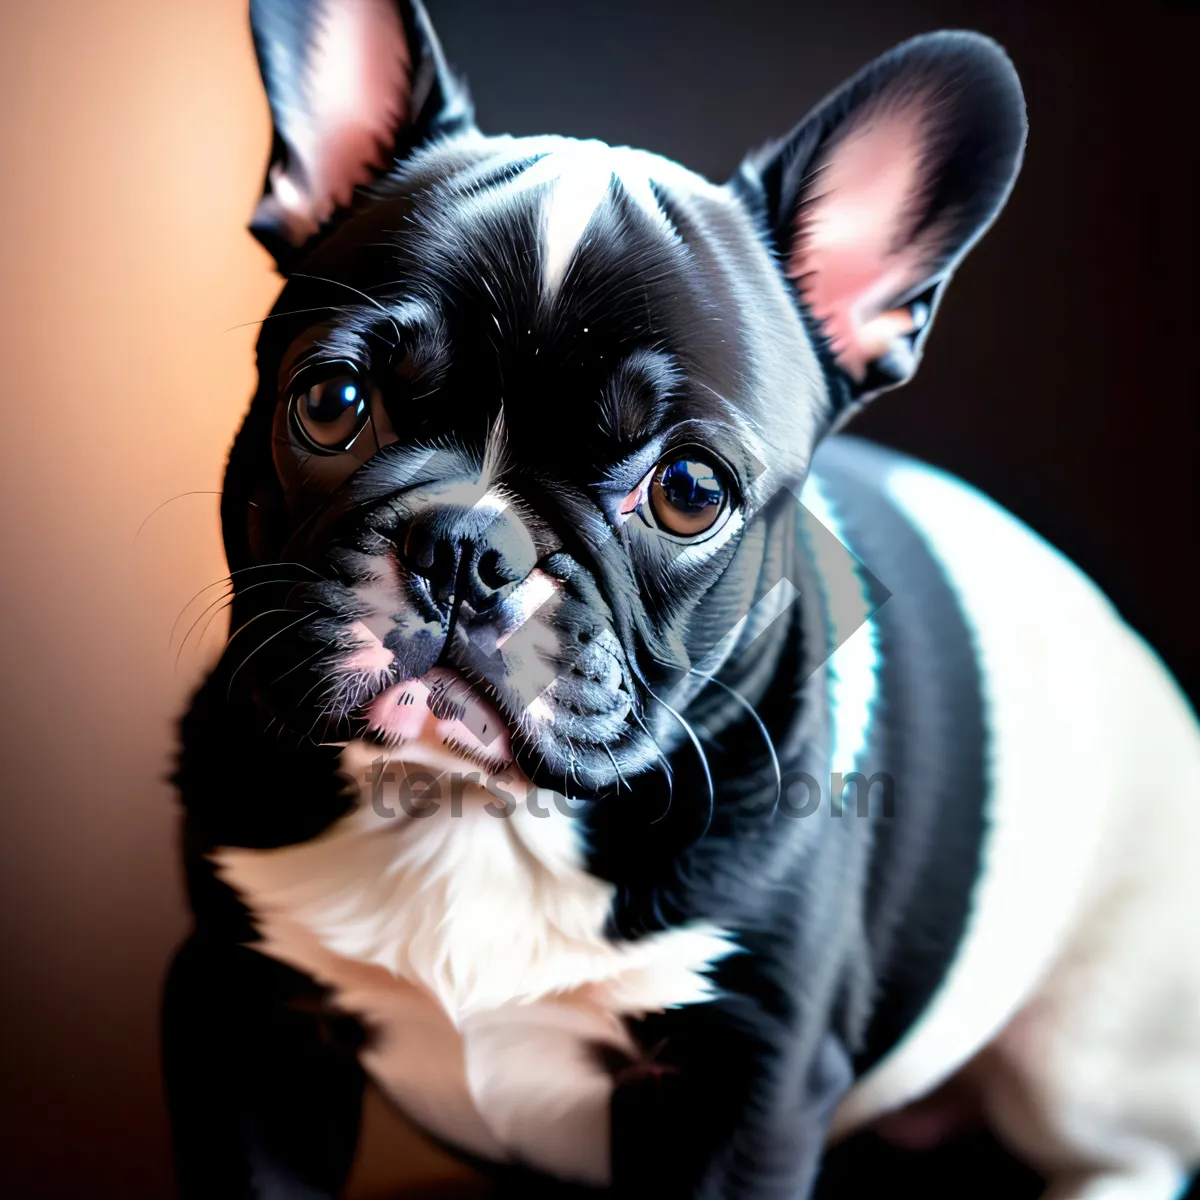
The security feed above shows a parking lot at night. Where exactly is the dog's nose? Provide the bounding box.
[402,504,537,610]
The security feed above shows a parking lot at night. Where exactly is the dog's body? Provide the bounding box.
[165,4,1200,1198]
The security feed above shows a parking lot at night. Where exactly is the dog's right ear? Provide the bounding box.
[732,32,1025,428]
[248,0,473,270]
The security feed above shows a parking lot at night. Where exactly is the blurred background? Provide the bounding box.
[0,0,1195,1196]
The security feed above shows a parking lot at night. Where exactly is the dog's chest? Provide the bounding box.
[214,739,733,1186]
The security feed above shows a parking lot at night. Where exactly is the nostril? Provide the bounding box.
[431,540,457,593]
[476,548,510,592]
[403,523,435,572]
[403,521,459,602]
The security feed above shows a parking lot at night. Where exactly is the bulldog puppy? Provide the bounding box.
[164,3,1200,1198]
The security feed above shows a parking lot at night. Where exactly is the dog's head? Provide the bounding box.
[220,0,1024,796]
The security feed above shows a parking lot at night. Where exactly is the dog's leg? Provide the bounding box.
[1040,1160,1190,1200]
[613,1022,854,1199]
[163,933,366,1199]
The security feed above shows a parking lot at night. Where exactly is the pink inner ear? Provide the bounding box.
[787,99,943,381]
[267,0,411,245]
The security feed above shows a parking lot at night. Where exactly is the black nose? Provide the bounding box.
[402,504,537,610]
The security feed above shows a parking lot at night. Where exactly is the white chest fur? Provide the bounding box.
[214,739,734,1186]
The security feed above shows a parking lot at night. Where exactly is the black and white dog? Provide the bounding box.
[164,2,1200,1198]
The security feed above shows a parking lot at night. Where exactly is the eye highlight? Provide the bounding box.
[649,453,729,537]
[290,371,377,452]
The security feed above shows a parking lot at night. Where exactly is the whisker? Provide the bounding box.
[134,491,224,545]
[225,607,299,650]
[565,736,583,794]
[169,560,327,654]
[176,589,231,670]
[221,303,362,334]
[303,667,370,744]
[297,675,335,725]
[171,561,326,644]
[683,666,782,820]
[172,577,307,656]
[602,742,627,792]
[179,597,236,671]
[645,686,714,839]
[226,611,318,700]
[289,272,403,346]
[631,709,675,824]
[233,561,325,580]
[170,580,233,650]
[270,640,334,686]
[196,595,238,662]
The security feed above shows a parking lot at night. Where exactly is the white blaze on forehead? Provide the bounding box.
[538,145,676,293]
[538,148,615,293]
[461,141,675,296]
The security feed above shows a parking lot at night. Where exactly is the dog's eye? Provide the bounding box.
[290,373,376,452]
[650,455,728,536]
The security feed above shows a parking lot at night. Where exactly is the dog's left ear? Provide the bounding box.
[734,31,1026,423]
[248,0,473,270]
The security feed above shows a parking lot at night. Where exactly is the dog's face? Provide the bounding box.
[221,0,1024,796]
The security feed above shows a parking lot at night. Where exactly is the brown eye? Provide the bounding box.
[291,373,375,451]
[649,454,728,537]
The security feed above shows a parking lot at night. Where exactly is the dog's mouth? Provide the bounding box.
[362,666,515,777]
[316,568,643,790]
[337,608,536,778]
[243,551,654,795]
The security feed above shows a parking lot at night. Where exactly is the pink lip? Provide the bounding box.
[364,667,514,768]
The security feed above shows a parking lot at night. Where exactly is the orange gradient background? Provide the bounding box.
[0,2,272,1195]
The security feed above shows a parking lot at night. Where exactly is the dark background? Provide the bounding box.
[0,0,1195,1196]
